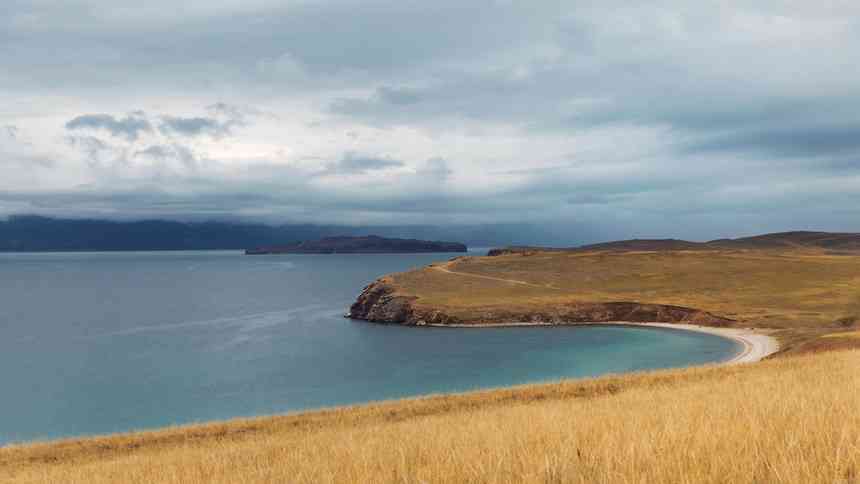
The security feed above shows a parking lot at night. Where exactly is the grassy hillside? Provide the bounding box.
[2,349,858,483]
[375,249,860,354]
[494,230,860,254]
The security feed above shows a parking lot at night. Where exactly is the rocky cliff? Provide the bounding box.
[348,278,735,327]
[347,279,460,325]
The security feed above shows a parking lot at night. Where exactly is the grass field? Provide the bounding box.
[2,349,858,483]
[386,249,860,354]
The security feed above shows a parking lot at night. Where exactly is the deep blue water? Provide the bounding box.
[0,250,739,445]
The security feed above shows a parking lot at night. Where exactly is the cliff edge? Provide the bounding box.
[348,278,734,327]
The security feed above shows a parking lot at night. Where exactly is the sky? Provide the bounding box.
[2,0,860,242]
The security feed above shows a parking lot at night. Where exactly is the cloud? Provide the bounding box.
[135,145,170,159]
[417,157,451,182]
[65,135,108,164]
[206,102,274,121]
[64,107,250,145]
[135,144,198,170]
[683,125,860,160]
[376,86,423,106]
[324,153,404,174]
[206,102,247,120]
[5,2,860,240]
[65,113,153,141]
[158,116,237,138]
[0,126,54,169]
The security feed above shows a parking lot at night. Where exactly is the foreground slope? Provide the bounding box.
[2,350,857,483]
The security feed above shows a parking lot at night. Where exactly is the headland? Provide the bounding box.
[349,231,860,356]
[246,235,467,254]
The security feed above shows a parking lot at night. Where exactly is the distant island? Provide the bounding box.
[245,235,467,254]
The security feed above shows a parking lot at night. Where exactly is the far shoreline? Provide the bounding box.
[421,321,780,365]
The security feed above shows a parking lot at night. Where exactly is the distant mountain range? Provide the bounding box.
[4,216,857,254]
[0,215,565,252]
[246,236,467,254]
[488,231,860,256]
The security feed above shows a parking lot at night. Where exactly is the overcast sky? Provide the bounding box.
[2,1,859,241]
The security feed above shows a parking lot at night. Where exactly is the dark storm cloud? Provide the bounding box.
[65,113,152,141]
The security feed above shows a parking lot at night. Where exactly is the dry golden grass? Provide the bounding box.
[823,330,860,340]
[389,249,860,353]
[2,350,858,483]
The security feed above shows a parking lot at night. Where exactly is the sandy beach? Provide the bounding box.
[427,321,780,365]
[617,322,780,364]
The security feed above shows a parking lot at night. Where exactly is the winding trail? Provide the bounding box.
[431,263,561,290]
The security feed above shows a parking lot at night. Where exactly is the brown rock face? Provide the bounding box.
[348,279,734,327]
[348,280,416,323]
[347,280,461,325]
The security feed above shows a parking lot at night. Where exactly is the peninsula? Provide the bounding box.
[349,231,860,356]
[245,235,467,255]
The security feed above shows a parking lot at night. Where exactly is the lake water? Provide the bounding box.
[0,250,739,445]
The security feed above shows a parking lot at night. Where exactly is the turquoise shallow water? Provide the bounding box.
[0,250,739,445]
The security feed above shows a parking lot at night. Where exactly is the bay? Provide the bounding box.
[0,250,738,445]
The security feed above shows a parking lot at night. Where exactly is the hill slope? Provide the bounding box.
[712,231,860,251]
[488,231,860,256]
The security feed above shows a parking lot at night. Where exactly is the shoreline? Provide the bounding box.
[0,322,778,449]
[424,321,780,364]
